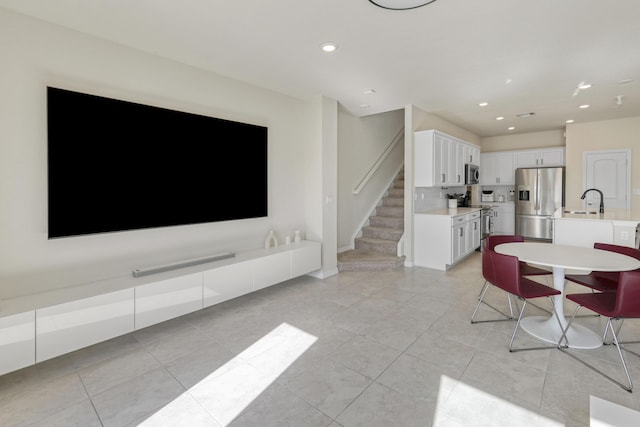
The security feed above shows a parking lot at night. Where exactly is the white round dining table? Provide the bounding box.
[494,242,640,349]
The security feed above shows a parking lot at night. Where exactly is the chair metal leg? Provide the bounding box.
[509,296,565,352]
[558,308,634,392]
[471,281,517,324]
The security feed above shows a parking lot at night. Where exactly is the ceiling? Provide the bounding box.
[2,0,640,137]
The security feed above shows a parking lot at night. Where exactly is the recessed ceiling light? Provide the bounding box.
[479,102,488,107]
[579,104,590,109]
[496,116,504,121]
[566,119,575,123]
[369,0,438,10]
[505,79,512,85]
[359,104,370,108]
[577,83,592,90]
[618,78,633,84]
[363,89,376,95]
[320,42,338,52]
[508,127,515,130]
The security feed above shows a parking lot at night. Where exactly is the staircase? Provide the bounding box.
[338,169,406,271]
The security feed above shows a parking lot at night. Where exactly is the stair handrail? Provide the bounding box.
[352,127,404,195]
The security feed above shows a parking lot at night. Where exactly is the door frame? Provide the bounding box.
[582,149,631,209]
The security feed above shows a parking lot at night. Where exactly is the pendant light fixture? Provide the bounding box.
[369,0,437,10]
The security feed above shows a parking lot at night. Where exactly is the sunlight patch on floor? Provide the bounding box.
[433,375,564,426]
[139,322,317,426]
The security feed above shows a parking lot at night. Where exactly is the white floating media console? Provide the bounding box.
[0,240,321,376]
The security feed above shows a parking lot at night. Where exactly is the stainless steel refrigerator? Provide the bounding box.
[515,167,565,241]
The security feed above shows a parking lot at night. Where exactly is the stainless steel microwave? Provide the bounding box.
[465,163,479,185]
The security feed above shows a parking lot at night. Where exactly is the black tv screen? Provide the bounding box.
[47,86,268,239]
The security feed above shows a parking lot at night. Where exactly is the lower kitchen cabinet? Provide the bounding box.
[415,209,481,270]
[491,203,515,235]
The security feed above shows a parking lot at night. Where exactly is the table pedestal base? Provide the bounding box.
[520,316,602,350]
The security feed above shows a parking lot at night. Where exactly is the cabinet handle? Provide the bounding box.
[459,228,464,237]
[540,158,544,165]
[442,173,446,183]
[496,177,500,184]
[458,174,461,183]
[473,222,477,230]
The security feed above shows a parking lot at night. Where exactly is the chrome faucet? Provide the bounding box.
[580,188,604,213]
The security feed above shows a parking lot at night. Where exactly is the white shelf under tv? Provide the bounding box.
[0,240,321,376]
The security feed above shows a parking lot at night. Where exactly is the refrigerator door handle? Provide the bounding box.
[535,172,541,213]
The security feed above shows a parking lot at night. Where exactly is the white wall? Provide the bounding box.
[565,116,640,211]
[481,129,565,152]
[337,106,404,251]
[0,9,323,298]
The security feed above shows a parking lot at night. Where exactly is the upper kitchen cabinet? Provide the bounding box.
[414,129,480,187]
[462,144,480,166]
[515,147,565,168]
[481,152,515,185]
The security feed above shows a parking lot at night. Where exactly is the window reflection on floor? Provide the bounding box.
[139,322,317,426]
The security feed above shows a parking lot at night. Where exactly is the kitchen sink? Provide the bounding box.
[564,210,598,214]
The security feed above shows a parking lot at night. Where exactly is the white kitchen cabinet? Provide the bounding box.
[451,214,467,263]
[451,212,481,263]
[515,147,565,168]
[414,209,481,270]
[415,129,480,187]
[450,141,465,186]
[491,203,515,235]
[470,216,481,250]
[36,289,135,362]
[463,144,480,166]
[0,311,35,376]
[481,152,515,185]
[135,273,203,330]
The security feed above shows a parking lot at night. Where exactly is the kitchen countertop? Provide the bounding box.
[553,207,640,224]
[415,207,482,216]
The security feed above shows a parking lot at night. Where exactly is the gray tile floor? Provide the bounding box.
[2,252,640,426]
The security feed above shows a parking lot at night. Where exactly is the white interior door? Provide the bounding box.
[583,150,630,209]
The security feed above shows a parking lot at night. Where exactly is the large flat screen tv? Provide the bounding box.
[47,86,268,239]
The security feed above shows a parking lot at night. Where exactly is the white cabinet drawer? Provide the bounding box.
[203,261,254,307]
[451,215,467,226]
[291,242,321,277]
[253,251,291,291]
[0,311,35,375]
[36,289,134,362]
[135,273,203,330]
[467,211,481,221]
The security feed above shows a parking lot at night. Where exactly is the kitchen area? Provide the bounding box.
[412,128,640,271]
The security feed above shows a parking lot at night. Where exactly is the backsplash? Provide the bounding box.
[414,186,467,212]
[481,185,515,202]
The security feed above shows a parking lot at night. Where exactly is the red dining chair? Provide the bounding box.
[558,271,640,392]
[485,235,552,276]
[471,240,518,324]
[565,243,640,293]
[473,249,563,352]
